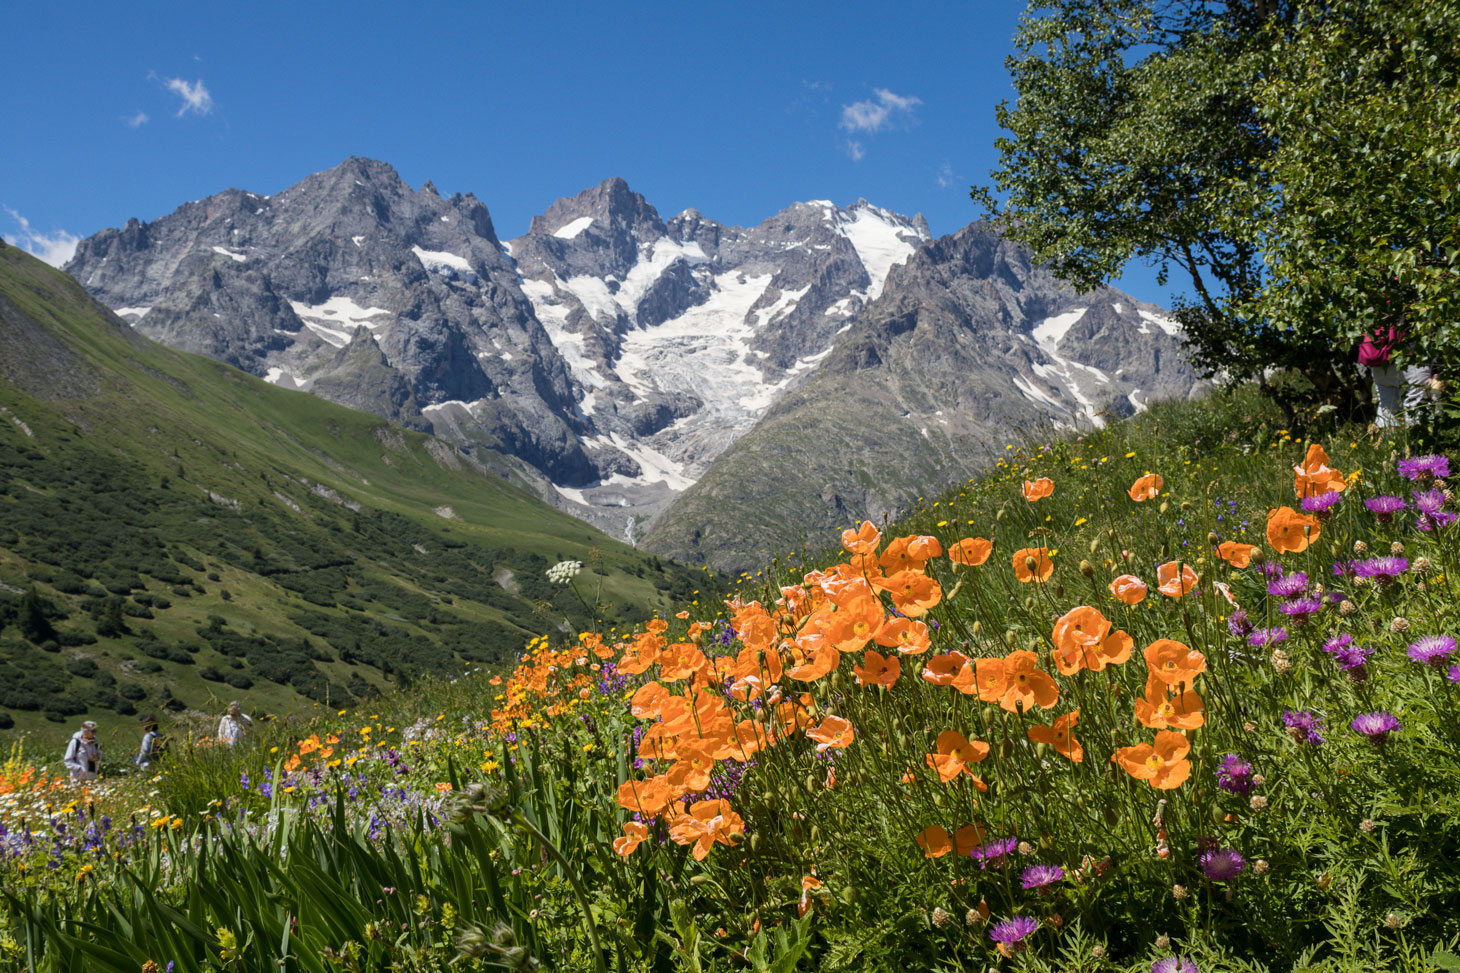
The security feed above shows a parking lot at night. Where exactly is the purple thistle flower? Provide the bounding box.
[1332,559,1356,577]
[1248,627,1289,648]
[1152,959,1199,973]
[1413,488,1447,516]
[1351,711,1401,744]
[1283,709,1325,745]
[1227,610,1254,639]
[1323,633,1354,654]
[1259,560,1285,579]
[1407,635,1457,667]
[1398,454,1451,482]
[1279,595,1324,625]
[988,914,1038,946]
[1417,510,1458,532]
[1364,495,1408,523]
[1301,491,1343,515]
[1216,753,1254,796]
[1448,664,1460,684]
[1267,572,1309,599]
[1354,556,1408,585]
[1200,847,1245,881]
[970,836,1019,869]
[1332,645,1373,681]
[1020,863,1065,890]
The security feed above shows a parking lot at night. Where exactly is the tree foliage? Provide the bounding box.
[978,0,1460,421]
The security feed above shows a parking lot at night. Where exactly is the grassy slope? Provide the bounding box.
[0,244,709,749]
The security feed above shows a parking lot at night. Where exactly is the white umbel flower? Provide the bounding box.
[546,560,583,584]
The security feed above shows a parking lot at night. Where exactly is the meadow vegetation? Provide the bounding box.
[3,387,1457,971]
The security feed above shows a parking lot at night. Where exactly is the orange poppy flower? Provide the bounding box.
[1133,673,1206,730]
[284,754,301,773]
[1027,710,1083,762]
[873,616,932,655]
[1012,547,1055,583]
[613,821,648,856]
[1267,506,1321,553]
[631,681,672,720]
[876,570,942,617]
[880,534,943,573]
[1000,650,1059,712]
[1109,574,1148,605]
[916,825,953,858]
[617,776,673,817]
[973,657,1009,703]
[1051,606,1110,675]
[1215,541,1257,568]
[841,521,881,555]
[1143,639,1207,686]
[954,823,988,858]
[667,744,718,794]
[921,651,972,688]
[806,715,855,753]
[852,649,901,687]
[786,636,840,682]
[1156,561,1199,598]
[949,536,993,566]
[667,798,745,860]
[924,730,990,784]
[1294,443,1347,498]
[1022,477,1054,501]
[1128,472,1163,501]
[1113,730,1192,789]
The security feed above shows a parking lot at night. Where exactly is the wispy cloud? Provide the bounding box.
[124,110,150,128]
[936,161,957,189]
[840,88,921,134]
[165,77,213,117]
[3,208,80,267]
[846,140,865,162]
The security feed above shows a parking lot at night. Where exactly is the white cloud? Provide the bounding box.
[165,77,213,116]
[840,88,921,134]
[936,161,956,189]
[124,110,150,128]
[845,140,865,161]
[3,208,79,267]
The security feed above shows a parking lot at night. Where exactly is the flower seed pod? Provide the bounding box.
[1391,541,1405,556]
[1354,540,1369,555]
[1181,501,1192,511]
[1390,616,1410,634]
[1079,559,1095,578]
[1089,538,1101,553]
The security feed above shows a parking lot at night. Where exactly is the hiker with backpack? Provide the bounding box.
[63,720,101,782]
[134,713,164,770]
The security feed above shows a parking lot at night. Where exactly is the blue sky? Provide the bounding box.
[2,1,1175,306]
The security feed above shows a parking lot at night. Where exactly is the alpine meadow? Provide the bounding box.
[2,1,1459,972]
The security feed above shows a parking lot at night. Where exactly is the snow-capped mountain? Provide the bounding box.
[63,158,1200,562]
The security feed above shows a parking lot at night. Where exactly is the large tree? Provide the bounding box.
[977,0,1459,420]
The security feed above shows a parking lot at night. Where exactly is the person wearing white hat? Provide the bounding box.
[63,720,101,782]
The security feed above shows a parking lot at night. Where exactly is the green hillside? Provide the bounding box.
[0,242,708,748]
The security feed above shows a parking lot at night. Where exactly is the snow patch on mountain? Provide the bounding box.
[836,205,926,299]
[1139,309,1182,336]
[411,246,475,279]
[553,216,594,239]
[211,246,247,262]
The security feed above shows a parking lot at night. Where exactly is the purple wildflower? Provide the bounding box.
[1448,664,1460,684]
[1354,556,1408,585]
[1407,635,1457,667]
[1283,709,1325,745]
[1267,572,1309,599]
[988,915,1038,948]
[1216,753,1254,796]
[1364,495,1408,523]
[1398,454,1451,482]
[1351,711,1401,744]
[1020,863,1065,890]
[1200,847,1245,881]
[1152,959,1199,973]
[1301,491,1343,516]
[1413,488,1447,516]
[1323,633,1354,654]
[1259,560,1285,579]
[1332,645,1374,681]
[1279,595,1323,625]
[1332,559,1355,577]
[1227,610,1254,639]
[970,836,1019,869]
[1248,627,1289,648]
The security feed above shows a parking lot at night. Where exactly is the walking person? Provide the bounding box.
[134,713,164,770]
[63,720,101,782]
[217,700,253,746]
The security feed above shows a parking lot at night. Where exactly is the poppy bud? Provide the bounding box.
[1159,501,1170,514]
[1001,738,1015,759]
[1207,532,1220,546]
[1212,806,1226,826]
[810,825,822,843]
[840,885,859,905]
[1079,559,1095,578]
[1005,630,1019,646]
[1055,584,1064,598]
[971,621,981,634]
[805,774,818,793]
[1107,527,1116,539]
[1089,538,1100,554]
[690,874,712,885]
[1249,548,1266,566]
[750,833,762,852]
[1181,501,1192,511]
[1024,596,1035,610]
[1024,555,1038,572]
[1104,804,1119,827]
[996,507,1007,521]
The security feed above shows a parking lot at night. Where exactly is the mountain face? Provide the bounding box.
[640,224,1200,572]
[65,159,1200,567]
